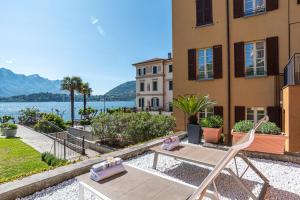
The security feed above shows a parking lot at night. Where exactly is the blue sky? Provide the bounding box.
[0,0,172,94]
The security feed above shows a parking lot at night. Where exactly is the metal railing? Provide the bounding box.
[284,53,300,86]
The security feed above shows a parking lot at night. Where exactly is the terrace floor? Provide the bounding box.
[19,151,300,200]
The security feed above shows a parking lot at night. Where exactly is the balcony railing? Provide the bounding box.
[284,53,300,86]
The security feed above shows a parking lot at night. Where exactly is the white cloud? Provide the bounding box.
[90,16,99,25]
[5,60,13,64]
[90,16,105,37]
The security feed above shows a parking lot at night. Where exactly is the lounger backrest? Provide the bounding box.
[188,116,269,200]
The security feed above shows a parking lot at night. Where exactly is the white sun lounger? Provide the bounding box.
[77,117,269,200]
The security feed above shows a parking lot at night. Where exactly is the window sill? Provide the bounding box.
[245,74,268,79]
[197,78,214,82]
[194,23,214,29]
[242,11,267,19]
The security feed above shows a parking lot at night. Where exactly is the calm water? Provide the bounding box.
[0,101,135,121]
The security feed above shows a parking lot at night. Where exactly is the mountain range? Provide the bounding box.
[0,68,136,101]
[0,68,61,97]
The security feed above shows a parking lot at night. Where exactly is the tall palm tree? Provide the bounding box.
[61,76,83,126]
[80,82,93,116]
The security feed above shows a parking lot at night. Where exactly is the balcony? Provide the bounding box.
[284,53,300,86]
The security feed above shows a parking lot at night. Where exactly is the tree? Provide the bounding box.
[80,82,93,117]
[61,76,82,126]
[173,95,216,124]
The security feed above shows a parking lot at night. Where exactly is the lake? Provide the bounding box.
[0,101,135,121]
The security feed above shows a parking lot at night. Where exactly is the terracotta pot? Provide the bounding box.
[232,132,287,155]
[203,127,222,143]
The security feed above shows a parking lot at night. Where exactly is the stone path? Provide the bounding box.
[16,125,99,160]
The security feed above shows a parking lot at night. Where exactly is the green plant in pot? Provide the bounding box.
[0,123,18,138]
[173,95,216,144]
[200,115,223,143]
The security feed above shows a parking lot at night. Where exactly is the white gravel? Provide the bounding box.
[19,153,300,200]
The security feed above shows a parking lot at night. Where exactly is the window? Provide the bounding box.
[244,0,266,16]
[245,41,266,77]
[169,80,173,91]
[151,98,159,108]
[140,82,145,92]
[152,66,158,74]
[138,98,145,108]
[143,68,146,75]
[246,107,266,124]
[196,0,213,26]
[198,48,213,80]
[199,107,214,119]
[152,81,158,91]
[137,69,142,76]
[169,65,173,73]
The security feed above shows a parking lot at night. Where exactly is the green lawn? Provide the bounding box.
[0,138,50,183]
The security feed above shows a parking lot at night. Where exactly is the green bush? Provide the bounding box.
[107,107,132,114]
[18,107,41,125]
[41,152,67,167]
[34,113,66,133]
[233,120,254,133]
[200,115,223,128]
[91,112,175,148]
[0,116,14,123]
[80,119,91,126]
[0,123,18,130]
[258,122,281,135]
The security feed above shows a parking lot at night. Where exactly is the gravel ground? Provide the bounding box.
[19,153,300,200]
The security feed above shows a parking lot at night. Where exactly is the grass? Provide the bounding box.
[0,138,50,184]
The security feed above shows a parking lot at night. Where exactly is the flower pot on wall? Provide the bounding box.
[203,128,222,143]
[232,132,287,155]
[3,129,17,138]
[187,124,203,144]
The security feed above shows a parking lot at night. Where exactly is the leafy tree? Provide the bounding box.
[80,82,92,116]
[61,76,82,126]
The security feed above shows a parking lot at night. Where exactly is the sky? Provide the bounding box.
[0,0,172,95]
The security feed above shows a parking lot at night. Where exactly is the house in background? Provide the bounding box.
[172,0,300,151]
[133,54,173,112]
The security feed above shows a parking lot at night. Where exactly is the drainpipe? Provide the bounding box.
[288,0,291,58]
[226,0,232,145]
[162,60,165,111]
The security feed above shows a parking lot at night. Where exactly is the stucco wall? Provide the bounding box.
[283,85,300,152]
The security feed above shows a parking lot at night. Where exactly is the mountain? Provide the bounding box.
[104,81,136,101]
[0,68,61,97]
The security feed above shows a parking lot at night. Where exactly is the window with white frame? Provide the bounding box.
[199,107,214,119]
[246,107,266,124]
[140,82,145,92]
[245,41,266,77]
[152,81,158,91]
[143,68,146,75]
[137,69,142,76]
[198,48,213,80]
[244,0,266,16]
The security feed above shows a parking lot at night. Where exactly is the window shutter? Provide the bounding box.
[235,106,245,123]
[266,0,279,11]
[234,0,244,19]
[188,49,197,80]
[196,0,204,26]
[267,106,282,129]
[298,0,300,4]
[266,36,279,76]
[204,0,213,24]
[214,106,223,118]
[234,42,245,77]
[213,45,223,79]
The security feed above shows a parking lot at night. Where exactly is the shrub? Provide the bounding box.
[78,107,98,118]
[34,113,66,133]
[18,107,41,125]
[200,115,223,128]
[233,120,254,133]
[91,112,175,148]
[107,107,132,114]
[0,116,14,123]
[41,152,67,167]
[258,122,281,135]
[80,119,91,126]
[0,123,18,130]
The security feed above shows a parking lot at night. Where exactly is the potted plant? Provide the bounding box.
[200,115,223,143]
[0,115,15,136]
[173,95,216,144]
[232,120,286,155]
[0,123,18,138]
